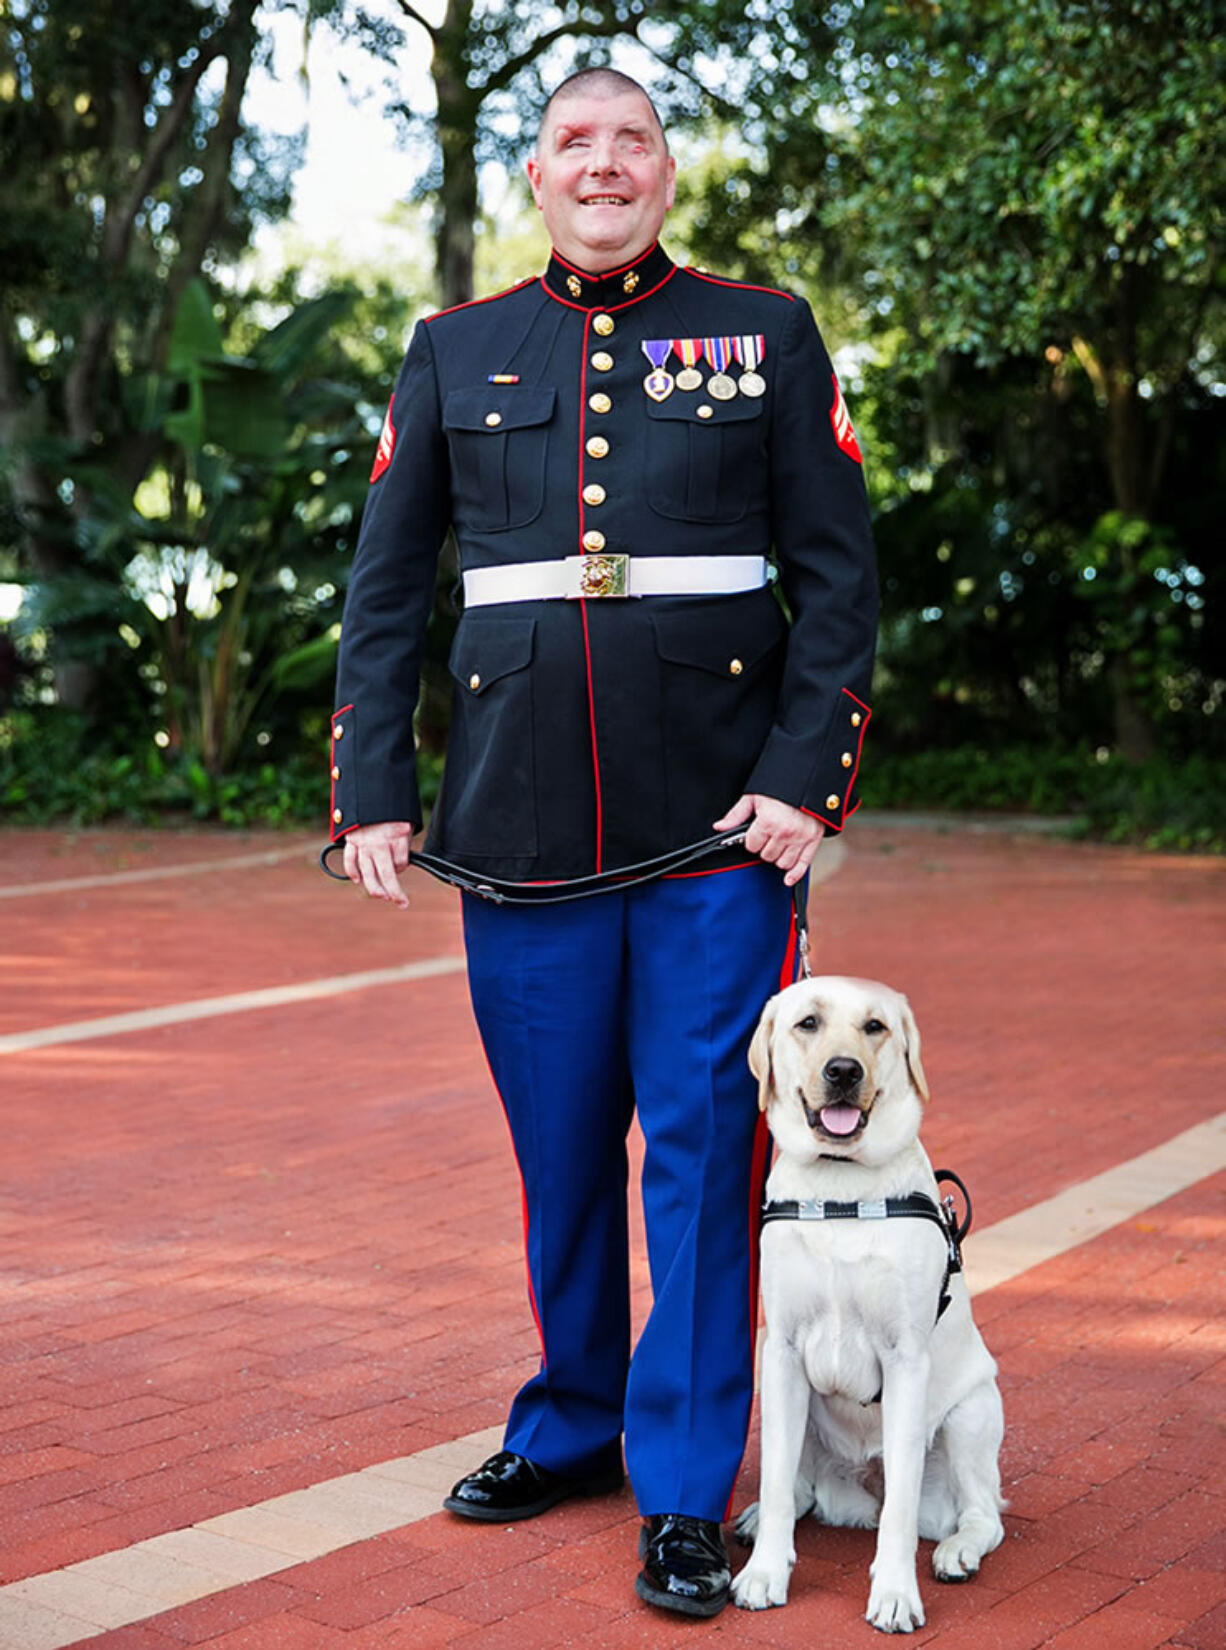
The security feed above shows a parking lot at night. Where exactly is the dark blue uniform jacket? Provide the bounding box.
[330,241,878,884]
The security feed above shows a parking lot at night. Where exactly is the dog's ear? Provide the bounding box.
[748,997,779,1112]
[899,995,929,1103]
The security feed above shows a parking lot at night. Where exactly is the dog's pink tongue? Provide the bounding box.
[820,1104,862,1136]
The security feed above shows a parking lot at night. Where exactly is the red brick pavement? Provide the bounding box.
[2,822,1223,1647]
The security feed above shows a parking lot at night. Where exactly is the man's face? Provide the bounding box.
[527,88,676,273]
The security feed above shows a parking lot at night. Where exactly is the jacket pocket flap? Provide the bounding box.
[443,387,556,433]
[644,394,763,425]
[449,616,537,692]
[650,589,785,676]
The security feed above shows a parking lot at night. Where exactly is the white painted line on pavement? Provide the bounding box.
[0,842,316,900]
[0,957,467,1055]
[0,1117,1222,1646]
[963,1112,1226,1295]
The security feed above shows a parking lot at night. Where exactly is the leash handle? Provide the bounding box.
[318,829,751,902]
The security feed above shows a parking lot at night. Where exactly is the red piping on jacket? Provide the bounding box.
[540,266,678,314]
[840,689,872,817]
[329,704,354,841]
[685,267,796,303]
[422,278,535,325]
[575,310,604,873]
[551,242,662,279]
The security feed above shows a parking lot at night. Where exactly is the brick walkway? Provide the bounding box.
[1,822,1223,1649]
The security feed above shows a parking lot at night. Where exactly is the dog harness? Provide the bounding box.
[760,1168,973,1327]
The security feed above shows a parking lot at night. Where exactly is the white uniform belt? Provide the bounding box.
[462,554,768,606]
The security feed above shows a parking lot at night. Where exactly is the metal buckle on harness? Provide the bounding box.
[571,553,630,598]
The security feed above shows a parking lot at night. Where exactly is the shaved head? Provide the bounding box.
[538,68,668,154]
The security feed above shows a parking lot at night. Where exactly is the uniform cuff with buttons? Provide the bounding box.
[745,689,871,834]
[328,704,422,842]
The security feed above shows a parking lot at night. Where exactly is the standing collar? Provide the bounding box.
[542,242,675,309]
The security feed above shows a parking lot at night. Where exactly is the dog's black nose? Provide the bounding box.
[823,1057,863,1089]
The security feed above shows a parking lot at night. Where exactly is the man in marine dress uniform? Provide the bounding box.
[329,67,877,1617]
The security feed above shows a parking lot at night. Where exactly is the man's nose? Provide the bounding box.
[586,141,622,174]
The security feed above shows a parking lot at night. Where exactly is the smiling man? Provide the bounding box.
[328,68,878,1618]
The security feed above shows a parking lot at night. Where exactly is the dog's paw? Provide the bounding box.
[733,1501,759,1545]
[732,1560,791,1611]
[932,1515,1002,1582]
[932,1534,981,1582]
[866,1578,925,1634]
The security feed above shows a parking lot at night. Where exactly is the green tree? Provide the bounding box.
[678,0,1225,757]
[0,0,397,708]
[13,277,367,774]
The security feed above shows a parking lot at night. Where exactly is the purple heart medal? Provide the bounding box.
[734,334,767,398]
[703,336,737,399]
[641,339,675,402]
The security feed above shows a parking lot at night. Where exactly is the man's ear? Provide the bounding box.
[526,155,543,209]
[748,997,779,1113]
[899,995,929,1104]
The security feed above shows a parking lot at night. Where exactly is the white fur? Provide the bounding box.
[731,977,1005,1633]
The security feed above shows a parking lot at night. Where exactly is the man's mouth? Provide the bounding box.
[581,194,630,206]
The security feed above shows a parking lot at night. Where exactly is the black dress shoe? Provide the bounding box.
[635,1513,731,1617]
[443,1449,623,1522]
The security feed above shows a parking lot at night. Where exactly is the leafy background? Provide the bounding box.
[1,0,1223,849]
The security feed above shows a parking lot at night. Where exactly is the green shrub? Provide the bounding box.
[0,710,444,829]
[863,745,1224,852]
[2,711,1219,852]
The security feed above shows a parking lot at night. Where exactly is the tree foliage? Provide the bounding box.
[2,0,1222,820]
[676,0,1226,756]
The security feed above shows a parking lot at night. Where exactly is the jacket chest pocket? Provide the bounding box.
[644,394,766,524]
[443,387,556,531]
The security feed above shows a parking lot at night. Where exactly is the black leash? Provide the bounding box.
[319,828,756,904]
[761,1168,973,1325]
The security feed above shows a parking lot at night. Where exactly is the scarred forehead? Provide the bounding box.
[537,83,668,154]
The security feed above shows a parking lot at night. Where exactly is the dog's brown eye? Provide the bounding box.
[864,1019,886,1035]
[795,1015,818,1033]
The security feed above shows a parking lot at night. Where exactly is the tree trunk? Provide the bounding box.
[1099,273,1158,762]
[431,0,479,310]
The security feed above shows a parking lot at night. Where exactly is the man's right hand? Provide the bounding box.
[342,820,416,910]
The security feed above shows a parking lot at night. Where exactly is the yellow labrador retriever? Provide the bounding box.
[732,976,1004,1633]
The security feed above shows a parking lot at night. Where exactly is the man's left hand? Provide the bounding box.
[713,794,825,887]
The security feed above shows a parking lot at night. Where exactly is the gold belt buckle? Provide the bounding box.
[576,553,629,598]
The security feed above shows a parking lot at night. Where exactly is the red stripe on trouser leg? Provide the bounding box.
[723,907,797,1522]
[778,902,799,990]
[476,1029,548,1367]
[521,1183,546,1363]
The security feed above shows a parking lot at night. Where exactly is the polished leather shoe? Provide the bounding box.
[635,1513,731,1617]
[443,1449,623,1522]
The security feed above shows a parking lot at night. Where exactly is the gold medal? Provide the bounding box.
[673,338,704,391]
[739,370,766,398]
[702,338,737,400]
